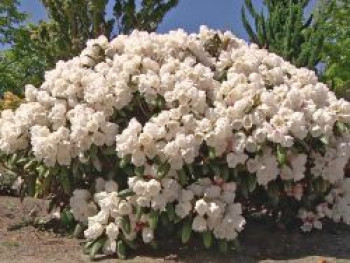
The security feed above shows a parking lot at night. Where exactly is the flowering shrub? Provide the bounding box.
[0,26,350,258]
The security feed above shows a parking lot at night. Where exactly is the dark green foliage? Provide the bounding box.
[241,0,329,71]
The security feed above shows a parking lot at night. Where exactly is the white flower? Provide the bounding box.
[132,150,146,166]
[106,222,119,240]
[84,222,104,240]
[118,200,132,215]
[136,196,151,207]
[88,210,110,225]
[142,227,154,243]
[133,180,147,196]
[147,179,161,197]
[192,215,207,232]
[180,189,194,202]
[103,239,117,255]
[203,185,221,199]
[175,201,192,218]
[105,180,119,193]
[195,199,208,216]
[207,201,224,219]
[72,189,91,200]
[226,152,248,168]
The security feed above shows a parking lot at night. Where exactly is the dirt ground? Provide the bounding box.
[0,196,350,263]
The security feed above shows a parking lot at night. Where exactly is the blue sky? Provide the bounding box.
[3,0,317,49]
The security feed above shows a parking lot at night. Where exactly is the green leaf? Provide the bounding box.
[247,175,257,193]
[181,219,192,244]
[157,162,170,179]
[27,174,36,197]
[123,165,134,176]
[202,231,212,249]
[320,136,329,145]
[277,145,286,166]
[209,163,221,176]
[218,239,228,253]
[222,166,229,181]
[149,210,159,230]
[61,209,75,227]
[135,166,144,177]
[36,165,46,178]
[208,147,216,159]
[166,203,175,222]
[102,147,116,155]
[178,169,188,186]
[60,168,71,194]
[117,240,126,260]
[91,154,102,172]
[16,157,28,165]
[121,237,138,250]
[83,241,94,254]
[90,238,105,259]
[10,153,18,165]
[149,240,158,250]
[241,183,249,199]
[121,216,131,234]
[336,122,347,133]
[24,159,35,171]
[118,189,135,198]
[42,170,52,195]
[156,96,165,109]
[135,205,143,220]
[73,223,85,239]
[119,155,131,168]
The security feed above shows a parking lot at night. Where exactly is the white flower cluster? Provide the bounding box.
[298,178,350,232]
[1,26,350,250]
[69,178,118,223]
[83,175,244,252]
[69,189,97,223]
[189,179,245,240]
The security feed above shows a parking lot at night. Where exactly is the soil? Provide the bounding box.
[0,195,350,263]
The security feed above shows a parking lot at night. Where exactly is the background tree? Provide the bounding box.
[318,0,350,99]
[0,0,178,97]
[0,0,27,102]
[1,25,47,95]
[114,0,178,34]
[0,0,27,45]
[241,0,329,71]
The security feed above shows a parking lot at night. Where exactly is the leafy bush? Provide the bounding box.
[0,27,350,258]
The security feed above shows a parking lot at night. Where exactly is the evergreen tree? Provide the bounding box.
[241,0,328,71]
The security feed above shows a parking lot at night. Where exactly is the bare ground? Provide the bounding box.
[0,196,350,263]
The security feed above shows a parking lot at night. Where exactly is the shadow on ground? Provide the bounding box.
[0,196,349,263]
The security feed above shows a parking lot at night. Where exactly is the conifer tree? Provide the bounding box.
[241,0,328,71]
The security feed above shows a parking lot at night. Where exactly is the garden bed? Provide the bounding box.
[0,195,349,263]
